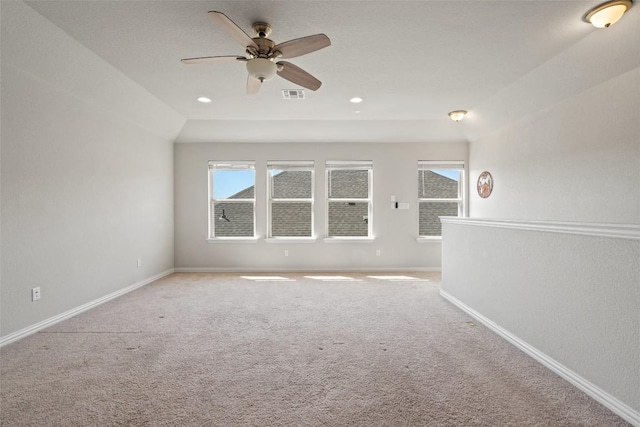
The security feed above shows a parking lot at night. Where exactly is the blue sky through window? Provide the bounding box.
[213,170,255,199]
[432,169,460,181]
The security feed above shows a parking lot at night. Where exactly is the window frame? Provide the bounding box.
[208,161,256,240]
[267,161,315,240]
[417,161,465,240]
[325,160,373,240]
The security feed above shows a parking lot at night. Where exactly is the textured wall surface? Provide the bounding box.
[174,142,468,271]
[469,66,640,223]
[0,2,183,337]
[442,221,640,417]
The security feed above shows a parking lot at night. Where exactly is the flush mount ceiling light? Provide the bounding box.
[583,0,632,28]
[350,97,363,103]
[197,96,212,103]
[448,110,468,122]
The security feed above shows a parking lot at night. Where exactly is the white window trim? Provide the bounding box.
[325,161,373,239]
[417,161,465,239]
[208,161,256,240]
[267,161,315,239]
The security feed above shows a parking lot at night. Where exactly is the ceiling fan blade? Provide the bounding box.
[276,61,321,91]
[181,56,247,65]
[274,34,331,59]
[246,75,261,95]
[208,11,258,50]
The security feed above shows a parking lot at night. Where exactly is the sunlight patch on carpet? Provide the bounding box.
[240,276,296,281]
[367,275,429,281]
[304,275,362,281]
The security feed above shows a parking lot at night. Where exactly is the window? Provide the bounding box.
[418,161,464,237]
[209,161,255,238]
[268,161,314,238]
[326,161,373,238]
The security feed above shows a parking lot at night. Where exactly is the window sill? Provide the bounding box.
[416,237,442,243]
[206,237,259,243]
[265,238,317,244]
[323,237,375,243]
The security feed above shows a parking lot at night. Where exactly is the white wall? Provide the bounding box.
[441,11,640,424]
[0,2,184,338]
[174,142,467,271]
[441,220,640,422]
[469,67,639,222]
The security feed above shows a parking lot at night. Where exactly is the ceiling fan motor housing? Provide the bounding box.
[252,22,272,38]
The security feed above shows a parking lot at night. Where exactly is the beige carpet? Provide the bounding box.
[0,272,628,426]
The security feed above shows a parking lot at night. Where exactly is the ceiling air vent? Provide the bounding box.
[282,89,305,100]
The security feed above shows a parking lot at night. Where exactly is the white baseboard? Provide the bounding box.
[174,267,441,273]
[0,269,175,347]
[440,290,640,426]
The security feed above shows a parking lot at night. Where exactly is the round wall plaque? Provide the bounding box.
[477,171,493,198]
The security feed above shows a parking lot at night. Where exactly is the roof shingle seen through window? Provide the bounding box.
[212,168,459,237]
[419,170,459,199]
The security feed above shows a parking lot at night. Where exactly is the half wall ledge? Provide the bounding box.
[439,217,640,240]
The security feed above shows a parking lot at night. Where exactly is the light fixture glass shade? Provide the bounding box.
[583,0,632,28]
[448,110,467,122]
[246,58,277,81]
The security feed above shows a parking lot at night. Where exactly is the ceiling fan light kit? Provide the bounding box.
[583,0,632,27]
[181,11,331,94]
[246,58,277,82]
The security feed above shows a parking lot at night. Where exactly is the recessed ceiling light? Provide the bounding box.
[355,110,361,114]
[583,0,632,28]
[350,97,363,103]
[197,96,212,103]
[448,110,468,122]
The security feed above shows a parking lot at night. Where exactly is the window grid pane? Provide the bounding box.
[271,170,312,199]
[213,169,255,200]
[418,163,464,238]
[268,163,314,238]
[326,162,372,238]
[328,201,369,237]
[419,202,460,236]
[271,202,312,237]
[210,162,255,238]
[328,170,369,199]
[212,201,255,237]
[418,169,460,199]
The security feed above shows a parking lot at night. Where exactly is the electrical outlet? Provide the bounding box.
[137,258,142,268]
[32,287,41,301]
[376,249,381,257]
[284,250,289,257]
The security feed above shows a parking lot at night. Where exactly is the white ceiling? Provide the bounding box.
[23,1,612,143]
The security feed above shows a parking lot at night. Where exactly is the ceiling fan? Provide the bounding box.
[182,11,331,94]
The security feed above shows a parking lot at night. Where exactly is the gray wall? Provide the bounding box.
[174,142,468,271]
[0,2,184,338]
[441,11,640,422]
